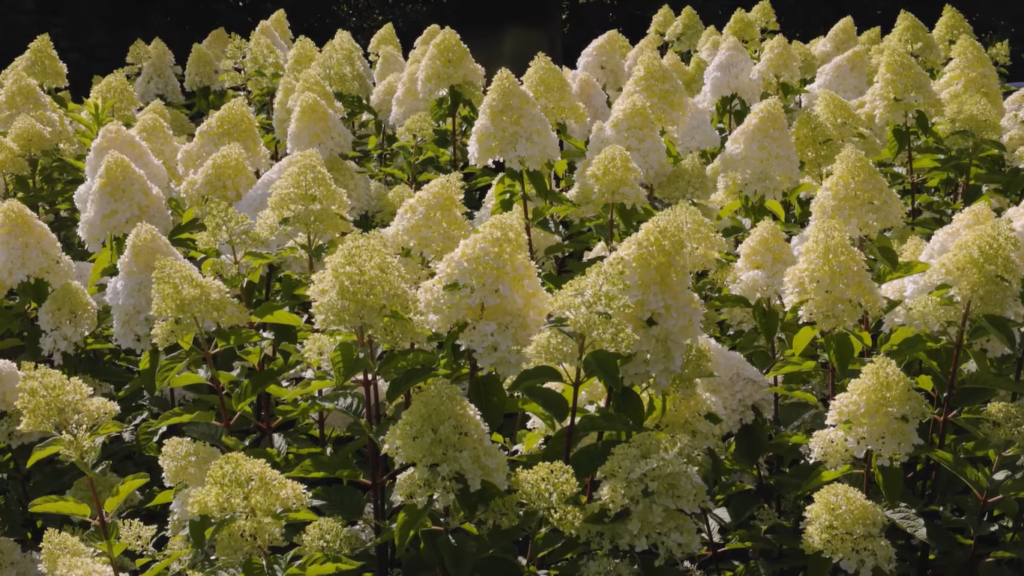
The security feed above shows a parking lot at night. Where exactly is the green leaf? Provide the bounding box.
[797,464,853,496]
[875,464,903,504]
[733,420,769,467]
[522,386,570,422]
[823,332,853,379]
[766,386,819,405]
[29,495,92,519]
[146,489,175,507]
[396,502,432,551]
[104,473,150,514]
[886,505,928,542]
[139,552,186,576]
[752,300,780,344]
[766,359,818,377]
[791,326,818,356]
[385,366,434,404]
[469,373,507,431]
[979,314,1017,350]
[569,440,621,483]
[925,448,988,496]
[614,387,646,429]
[27,439,62,468]
[286,455,360,480]
[169,372,207,388]
[583,350,623,390]
[509,365,564,391]
[251,302,305,327]
[331,340,369,384]
[378,349,437,382]
[764,199,785,221]
[806,552,833,576]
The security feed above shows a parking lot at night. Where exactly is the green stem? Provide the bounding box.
[87,474,121,576]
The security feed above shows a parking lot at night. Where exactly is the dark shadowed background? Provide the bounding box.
[2,0,1021,96]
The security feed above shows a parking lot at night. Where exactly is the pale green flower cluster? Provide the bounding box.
[39,529,111,576]
[934,35,1004,144]
[149,258,249,349]
[513,461,582,532]
[932,5,975,59]
[179,142,256,207]
[384,173,471,262]
[606,204,725,387]
[418,212,550,374]
[0,199,73,295]
[576,30,631,99]
[89,72,141,123]
[754,35,801,91]
[131,38,184,105]
[883,10,943,70]
[177,97,270,178]
[809,146,904,238]
[665,7,704,53]
[158,437,222,488]
[416,28,484,101]
[568,145,647,217]
[580,556,639,576]
[583,432,709,558]
[729,220,795,307]
[784,219,883,333]
[802,483,895,574]
[117,519,156,554]
[811,356,930,467]
[297,517,366,557]
[2,34,68,90]
[981,402,1024,448]
[37,280,97,362]
[384,379,509,506]
[256,149,352,247]
[309,231,421,347]
[468,68,560,172]
[708,98,800,204]
[588,95,670,184]
[188,453,311,562]
[527,260,635,371]
[522,53,586,128]
[15,363,118,463]
[812,17,858,67]
[655,153,713,205]
[792,89,878,182]
[859,46,942,131]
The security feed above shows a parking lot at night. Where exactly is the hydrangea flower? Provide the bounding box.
[934,35,1004,144]
[0,199,73,296]
[588,95,670,184]
[576,30,631,99]
[784,219,884,332]
[184,42,223,91]
[468,68,559,172]
[385,173,471,263]
[38,281,97,363]
[707,97,800,203]
[150,258,249,349]
[697,34,760,110]
[753,35,801,92]
[932,4,975,59]
[178,97,270,178]
[665,7,704,53]
[416,28,485,101]
[310,231,422,347]
[805,45,870,105]
[802,484,895,574]
[792,89,879,181]
[882,10,943,70]
[39,529,110,576]
[698,338,772,434]
[582,432,709,558]
[729,219,795,306]
[604,204,725,387]
[188,453,311,562]
[314,30,373,98]
[812,355,930,467]
[808,145,903,238]
[858,45,942,132]
[179,142,256,207]
[75,151,172,252]
[105,223,185,351]
[2,33,68,90]
[812,16,858,67]
[418,212,550,374]
[369,22,402,58]
[132,38,184,104]
[384,379,509,505]
[159,436,222,488]
[522,53,586,129]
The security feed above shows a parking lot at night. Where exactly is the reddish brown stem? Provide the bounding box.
[87,475,121,576]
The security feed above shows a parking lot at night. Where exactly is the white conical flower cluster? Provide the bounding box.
[469,68,559,172]
[418,212,550,375]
